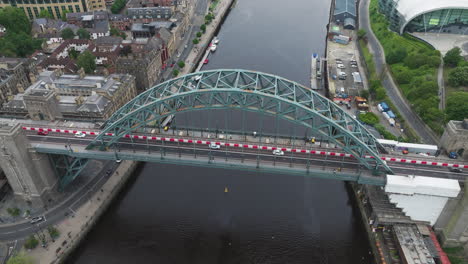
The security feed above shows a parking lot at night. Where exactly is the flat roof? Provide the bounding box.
[385,175,460,198]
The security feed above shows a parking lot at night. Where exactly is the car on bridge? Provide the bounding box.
[37,131,48,136]
[74,132,86,138]
[273,149,284,156]
[449,168,463,173]
[209,143,221,149]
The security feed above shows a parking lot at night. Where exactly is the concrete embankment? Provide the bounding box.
[27,161,139,264]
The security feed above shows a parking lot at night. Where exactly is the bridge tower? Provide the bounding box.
[0,122,57,205]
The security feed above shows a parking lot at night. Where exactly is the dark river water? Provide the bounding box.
[69,0,374,263]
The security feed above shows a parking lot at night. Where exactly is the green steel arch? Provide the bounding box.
[88,69,392,173]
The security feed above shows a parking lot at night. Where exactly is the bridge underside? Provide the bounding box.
[36,145,386,186]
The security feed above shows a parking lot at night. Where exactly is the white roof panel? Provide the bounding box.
[385,175,460,198]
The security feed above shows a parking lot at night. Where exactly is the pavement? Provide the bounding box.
[358,0,440,145]
[438,57,446,110]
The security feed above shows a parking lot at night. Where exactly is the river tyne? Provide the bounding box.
[69,0,374,263]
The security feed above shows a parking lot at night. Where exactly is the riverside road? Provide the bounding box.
[68,0,378,263]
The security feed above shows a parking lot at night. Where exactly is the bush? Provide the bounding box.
[359,112,379,125]
[386,47,407,64]
[357,29,366,39]
[24,235,38,249]
[6,251,33,264]
[7,208,20,217]
[375,124,398,140]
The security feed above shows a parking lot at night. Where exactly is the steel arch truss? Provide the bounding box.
[88,69,392,173]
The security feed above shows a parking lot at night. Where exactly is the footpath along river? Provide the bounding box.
[68,0,374,263]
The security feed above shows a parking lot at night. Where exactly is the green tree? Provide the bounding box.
[200,24,206,33]
[357,29,366,39]
[111,0,126,14]
[358,112,379,125]
[404,53,430,69]
[77,51,96,74]
[77,28,90,39]
[47,226,60,239]
[0,7,31,34]
[446,92,468,121]
[110,27,126,39]
[173,69,179,76]
[448,66,468,87]
[192,39,199,44]
[38,9,53,19]
[61,9,71,21]
[6,252,33,264]
[7,32,43,57]
[375,124,398,140]
[196,32,202,38]
[68,48,79,59]
[61,28,75,40]
[177,61,185,68]
[386,47,407,64]
[359,89,369,99]
[24,235,39,250]
[6,208,20,217]
[444,47,462,67]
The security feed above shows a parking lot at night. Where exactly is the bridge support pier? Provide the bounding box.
[0,123,58,205]
[435,184,468,247]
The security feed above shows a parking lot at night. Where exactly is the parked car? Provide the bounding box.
[273,149,284,156]
[449,152,458,159]
[402,149,409,154]
[37,131,48,136]
[337,64,345,69]
[203,59,209,64]
[209,143,221,149]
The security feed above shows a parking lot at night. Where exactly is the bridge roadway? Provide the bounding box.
[24,130,468,183]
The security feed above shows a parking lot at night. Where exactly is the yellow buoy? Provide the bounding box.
[224,187,229,193]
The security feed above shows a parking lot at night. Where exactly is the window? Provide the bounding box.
[74,5,80,12]
[26,6,33,19]
[47,6,53,18]
[68,4,72,11]
[54,6,60,17]
[33,7,39,17]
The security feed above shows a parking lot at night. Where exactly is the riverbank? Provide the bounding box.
[179,0,235,75]
[25,161,138,264]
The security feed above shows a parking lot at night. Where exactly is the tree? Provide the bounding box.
[444,47,462,67]
[24,235,39,250]
[61,9,71,21]
[386,47,407,64]
[6,252,33,264]
[446,92,468,121]
[173,69,179,76]
[196,32,202,38]
[38,9,53,19]
[120,45,132,56]
[357,29,366,39]
[110,27,126,39]
[7,208,20,217]
[47,226,60,239]
[0,7,31,34]
[448,66,468,87]
[177,61,185,68]
[111,0,126,14]
[200,24,206,33]
[77,51,96,74]
[192,39,199,44]
[404,53,429,69]
[61,28,75,40]
[68,48,79,59]
[359,112,379,125]
[77,28,90,39]
[359,89,369,99]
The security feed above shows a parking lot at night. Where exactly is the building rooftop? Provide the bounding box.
[334,0,356,17]
[393,224,436,264]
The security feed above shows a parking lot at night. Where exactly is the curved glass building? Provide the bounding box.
[378,0,468,35]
